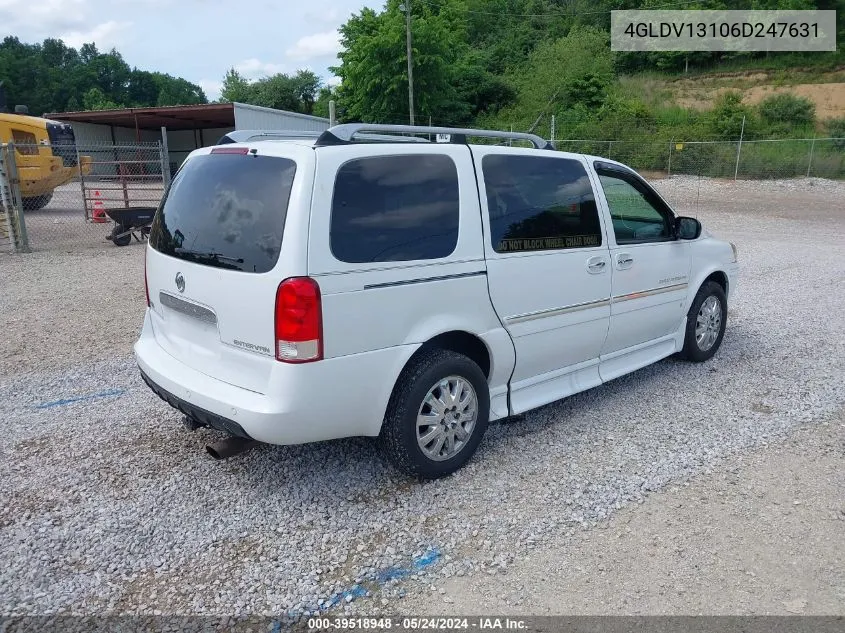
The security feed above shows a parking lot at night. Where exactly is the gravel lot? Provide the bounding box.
[1,176,843,618]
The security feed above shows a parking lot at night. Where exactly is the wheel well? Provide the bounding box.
[703,271,728,295]
[417,331,491,378]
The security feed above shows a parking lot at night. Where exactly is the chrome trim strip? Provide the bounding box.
[506,298,611,324]
[612,282,688,303]
[364,270,486,290]
[159,292,217,325]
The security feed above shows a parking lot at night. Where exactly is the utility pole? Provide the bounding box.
[400,1,415,125]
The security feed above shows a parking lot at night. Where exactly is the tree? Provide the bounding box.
[0,37,206,114]
[488,27,614,134]
[82,87,120,110]
[332,1,465,123]
[313,86,337,119]
[220,68,252,103]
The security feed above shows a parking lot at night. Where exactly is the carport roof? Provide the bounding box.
[43,103,235,131]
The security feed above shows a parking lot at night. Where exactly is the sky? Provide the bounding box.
[0,0,376,100]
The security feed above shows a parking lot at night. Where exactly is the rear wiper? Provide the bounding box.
[174,248,244,264]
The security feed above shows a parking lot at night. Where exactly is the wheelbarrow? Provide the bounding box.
[104,207,156,247]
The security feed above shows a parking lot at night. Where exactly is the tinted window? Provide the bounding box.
[596,171,672,243]
[330,155,459,263]
[483,155,602,253]
[149,153,296,273]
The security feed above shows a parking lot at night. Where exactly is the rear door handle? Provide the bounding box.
[616,254,634,269]
[587,256,607,274]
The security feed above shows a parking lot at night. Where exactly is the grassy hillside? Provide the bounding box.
[622,66,845,123]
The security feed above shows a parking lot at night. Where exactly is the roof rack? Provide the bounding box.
[315,123,554,150]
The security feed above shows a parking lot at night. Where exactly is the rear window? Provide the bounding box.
[149,153,296,273]
[330,154,459,263]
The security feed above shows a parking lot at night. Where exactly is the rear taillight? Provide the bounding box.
[144,248,150,307]
[275,277,322,363]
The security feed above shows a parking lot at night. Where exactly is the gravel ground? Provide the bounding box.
[1,176,843,618]
[400,412,845,615]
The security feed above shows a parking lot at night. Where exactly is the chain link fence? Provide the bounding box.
[553,137,845,181]
[1,141,166,253]
[2,133,843,255]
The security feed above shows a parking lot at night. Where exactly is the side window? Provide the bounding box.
[330,154,459,263]
[596,170,673,244]
[11,130,39,155]
[482,154,602,254]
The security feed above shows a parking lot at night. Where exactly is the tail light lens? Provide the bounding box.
[144,247,150,307]
[275,277,322,363]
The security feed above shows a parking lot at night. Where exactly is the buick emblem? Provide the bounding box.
[175,272,185,293]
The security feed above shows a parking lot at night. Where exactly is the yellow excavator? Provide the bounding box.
[0,82,91,210]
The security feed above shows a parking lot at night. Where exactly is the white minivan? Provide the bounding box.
[135,124,739,478]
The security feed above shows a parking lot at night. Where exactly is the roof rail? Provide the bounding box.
[316,123,554,150]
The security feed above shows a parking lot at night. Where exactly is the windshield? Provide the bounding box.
[149,153,296,273]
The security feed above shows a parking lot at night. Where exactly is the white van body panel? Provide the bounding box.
[135,136,737,454]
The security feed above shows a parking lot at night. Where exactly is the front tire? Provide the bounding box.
[379,348,490,479]
[681,281,727,362]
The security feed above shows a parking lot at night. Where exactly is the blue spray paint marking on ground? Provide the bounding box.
[278,547,441,622]
[35,388,126,410]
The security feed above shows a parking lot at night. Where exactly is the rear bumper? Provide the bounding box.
[134,310,418,445]
[139,370,252,439]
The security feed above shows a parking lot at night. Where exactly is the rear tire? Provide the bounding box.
[379,348,490,479]
[22,193,53,211]
[680,281,727,362]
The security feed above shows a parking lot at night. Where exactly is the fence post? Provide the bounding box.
[0,144,30,253]
[0,145,13,251]
[160,133,171,190]
[550,115,555,145]
[734,115,745,181]
[806,135,816,178]
[667,138,674,176]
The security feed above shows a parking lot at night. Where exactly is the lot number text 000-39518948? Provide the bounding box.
[610,10,837,52]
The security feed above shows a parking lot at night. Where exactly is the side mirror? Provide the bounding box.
[675,216,701,240]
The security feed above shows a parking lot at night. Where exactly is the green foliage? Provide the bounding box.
[827,118,845,150]
[489,27,614,134]
[0,36,206,115]
[757,93,816,131]
[219,68,321,114]
[707,91,756,139]
[332,2,468,123]
[313,86,337,119]
[82,87,120,111]
[220,68,252,103]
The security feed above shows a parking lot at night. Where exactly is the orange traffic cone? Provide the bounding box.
[91,190,108,223]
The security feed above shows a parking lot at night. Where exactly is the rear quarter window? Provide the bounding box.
[149,153,296,273]
[330,154,459,263]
